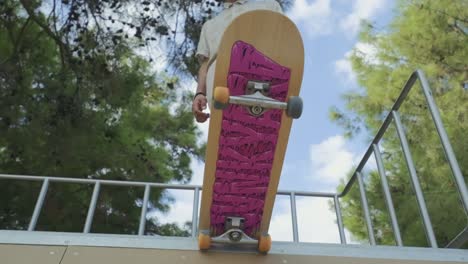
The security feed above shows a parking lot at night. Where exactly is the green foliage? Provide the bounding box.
[332,0,468,247]
[146,221,192,237]
[0,0,291,79]
[0,0,203,235]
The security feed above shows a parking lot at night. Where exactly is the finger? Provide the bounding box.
[194,100,205,115]
[200,113,209,122]
[201,97,207,110]
[195,112,209,123]
[197,97,206,110]
[195,96,207,109]
[194,106,205,115]
[195,111,209,119]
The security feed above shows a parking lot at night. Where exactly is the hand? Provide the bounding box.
[192,94,210,123]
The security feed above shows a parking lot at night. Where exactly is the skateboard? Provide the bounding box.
[198,10,304,253]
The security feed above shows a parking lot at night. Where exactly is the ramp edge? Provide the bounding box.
[0,230,466,262]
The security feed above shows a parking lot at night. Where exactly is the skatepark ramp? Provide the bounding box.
[1,70,467,263]
[1,231,467,264]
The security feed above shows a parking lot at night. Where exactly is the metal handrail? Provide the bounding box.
[336,70,467,248]
[0,174,200,189]
[0,173,339,240]
[338,71,419,198]
[0,70,466,249]
[338,70,467,206]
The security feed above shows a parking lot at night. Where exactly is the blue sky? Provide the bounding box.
[156,0,396,243]
[282,0,394,192]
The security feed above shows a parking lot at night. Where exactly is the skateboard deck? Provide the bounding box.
[198,10,304,253]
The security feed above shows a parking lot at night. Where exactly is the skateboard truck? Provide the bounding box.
[212,217,256,244]
[223,217,250,242]
[245,81,271,116]
[246,80,270,95]
[198,217,257,250]
[225,217,244,241]
[214,82,303,119]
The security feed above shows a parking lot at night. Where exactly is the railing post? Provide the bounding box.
[334,195,346,244]
[392,110,438,248]
[290,192,299,242]
[192,187,200,238]
[138,184,151,236]
[417,69,468,215]
[28,178,49,231]
[357,172,376,245]
[373,144,403,246]
[83,181,101,233]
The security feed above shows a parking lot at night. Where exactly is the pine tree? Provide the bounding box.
[332,0,468,247]
[0,0,211,235]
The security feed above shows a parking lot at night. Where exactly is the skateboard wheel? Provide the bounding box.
[258,234,272,253]
[286,96,303,119]
[198,233,211,250]
[214,86,230,105]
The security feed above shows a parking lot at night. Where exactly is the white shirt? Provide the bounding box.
[196,0,283,61]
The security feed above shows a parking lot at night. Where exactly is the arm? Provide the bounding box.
[192,57,210,123]
[196,58,209,96]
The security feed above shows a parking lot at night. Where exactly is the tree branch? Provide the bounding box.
[19,0,70,65]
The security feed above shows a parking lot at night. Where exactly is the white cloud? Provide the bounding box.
[269,196,294,241]
[267,135,361,243]
[288,0,334,37]
[150,189,195,226]
[334,42,379,86]
[288,0,388,38]
[309,135,356,187]
[354,42,379,64]
[334,50,356,85]
[150,159,204,228]
[189,159,205,185]
[270,196,356,243]
[339,0,387,35]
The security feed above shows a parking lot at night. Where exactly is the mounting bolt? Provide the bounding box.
[229,230,242,242]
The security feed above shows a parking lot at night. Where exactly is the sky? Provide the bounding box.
[153,0,395,244]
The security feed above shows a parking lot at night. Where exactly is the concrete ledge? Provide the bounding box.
[0,230,467,264]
